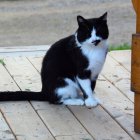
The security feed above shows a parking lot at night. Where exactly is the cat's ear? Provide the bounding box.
[99,12,107,21]
[77,15,88,26]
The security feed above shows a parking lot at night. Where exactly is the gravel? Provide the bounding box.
[0,0,135,47]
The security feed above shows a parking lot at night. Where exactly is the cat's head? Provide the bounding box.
[75,12,109,47]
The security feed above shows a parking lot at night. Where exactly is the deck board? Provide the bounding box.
[102,54,134,102]
[96,75,137,139]
[3,57,42,92]
[108,51,134,102]
[35,103,93,139]
[69,105,132,140]
[0,57,54,140]
[0,112,16,140]
[0,50,139,140]
[109,50,131,72]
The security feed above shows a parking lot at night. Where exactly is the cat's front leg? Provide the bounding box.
[77,77,99,108]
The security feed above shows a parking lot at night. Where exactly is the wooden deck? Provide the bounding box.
[0,48,139,140]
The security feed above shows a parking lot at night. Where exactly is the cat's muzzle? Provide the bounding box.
[92,40,101,46]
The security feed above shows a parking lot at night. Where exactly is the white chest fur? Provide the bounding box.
[81,41,108,80]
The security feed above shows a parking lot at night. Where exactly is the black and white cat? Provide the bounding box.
[0,12,109,108]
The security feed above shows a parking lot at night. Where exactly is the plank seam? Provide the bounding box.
[100,74,134,139]
[99,103,134,140]
[0,110,17,140]
[103,54,133,103]
[3,64,22,91]
[101,73,133,103]
[54,134,93,138]
[25,58,56,139]
[26,57,41,73]
[29,102,56,140]
[108,53,131,73]
[2,58,55,140]
[67,107,96,140]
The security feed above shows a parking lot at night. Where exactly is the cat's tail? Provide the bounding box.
[0,91,48,101]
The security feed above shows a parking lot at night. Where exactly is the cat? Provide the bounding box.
[0,12,109,108]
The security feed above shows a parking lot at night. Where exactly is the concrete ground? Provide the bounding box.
[0,0,135,47]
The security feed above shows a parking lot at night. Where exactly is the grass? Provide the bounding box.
[109,43,131,51]
[0,59,6,66]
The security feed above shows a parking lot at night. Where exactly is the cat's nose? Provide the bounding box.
[92,40,101,46]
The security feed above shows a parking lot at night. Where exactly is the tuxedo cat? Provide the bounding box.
[0,12,109,108]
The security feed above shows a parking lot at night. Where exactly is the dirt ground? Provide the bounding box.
[0,0,135,47]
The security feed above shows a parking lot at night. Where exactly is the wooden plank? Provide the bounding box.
[28,56,133,140]
[108,51,133,102]
[101,54,130,83]
[69,105,132,140]
[131,0,140,133]
[0,63,19,92]
[55,135,93,140]
[27,56,43,73]
[0,112,16,140]
[0,45,49,57]
[131,34,140,93]
[0,45,50,53]
[4,56,94,139]
[3,107,54,140]
[135,93,140,133]
[131,34,140,133]
[96,75,140,139]
[0,51,46,57]
[132,0,140,33]
[136,0,140,33]
[114,78,134,102]
[133,0,140,33]
[101,54,134,102]
[34,103,92,138]
[3,57,42,92]
[109,50,131,72]
[0,63,18,140]
[132,0,137,13]
[0,58,54,140]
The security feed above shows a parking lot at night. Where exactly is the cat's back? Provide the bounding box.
[45,35,75,59]
[41,35,76,77]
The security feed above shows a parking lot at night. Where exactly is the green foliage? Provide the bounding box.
[109,43,131,51]
[0,59,6,66]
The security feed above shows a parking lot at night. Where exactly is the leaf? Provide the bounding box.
[0,59,6,66]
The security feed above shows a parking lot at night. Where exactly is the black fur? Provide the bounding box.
[0,13,109,104]
[41,35,91,103]
[0,91,47,101]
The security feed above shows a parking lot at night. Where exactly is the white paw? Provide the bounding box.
[95,97,102,104]
[76,99,85,106]
[85,97,99,108]
[63,99,84,106]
